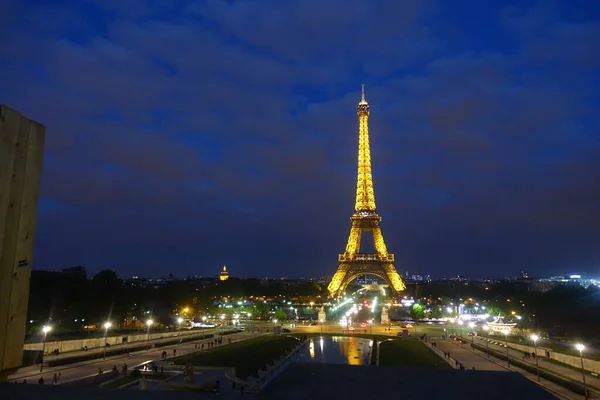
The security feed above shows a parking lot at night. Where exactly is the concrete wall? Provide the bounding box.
[0,106,45,373]
[24,329,212,354]
[496,340,600,374]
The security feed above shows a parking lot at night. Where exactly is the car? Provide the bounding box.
[282,328,291,333]
[309,322,318,326]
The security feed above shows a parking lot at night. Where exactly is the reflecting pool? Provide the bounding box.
[290,336,372,365]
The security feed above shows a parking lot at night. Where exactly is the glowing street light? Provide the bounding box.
[575,344,588,399]
[40,325,52,372]
[531,334,540,382]
[146,319,153,351]
[319,319,324,334]
[177,317,184,337]
[483,326,490,357]
[503,330,510,368]
[468,322,475,350]
[103,322,112,360]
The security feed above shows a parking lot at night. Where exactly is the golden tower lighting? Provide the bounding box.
[220,265,229,281]
[327,85,406,298]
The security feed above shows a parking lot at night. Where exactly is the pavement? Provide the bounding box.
[444,338,586,400]
[435,340,506,371]
[8,331,261,386]
[478,337,600,393]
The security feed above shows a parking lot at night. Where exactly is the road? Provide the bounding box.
[8,331,261,385]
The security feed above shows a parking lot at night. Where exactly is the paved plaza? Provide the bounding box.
[8,331,260,385]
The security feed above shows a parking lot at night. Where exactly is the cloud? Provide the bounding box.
[2,0,599,278]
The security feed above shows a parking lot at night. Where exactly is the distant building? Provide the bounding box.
[220,265,229,281]
[531,275,598,292]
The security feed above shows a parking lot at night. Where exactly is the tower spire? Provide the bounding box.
[359,84,367,105]
[355,85,376,212]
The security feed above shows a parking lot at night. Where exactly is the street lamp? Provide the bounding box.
[531,334,540,382]
[319,319,324,334]
[40,325,52,372]
[575,344,588,399]
[457,320,463,338]
[504,330,510,368]
[146,319,153,351]
[468,322,475,350]
[103,322,112,360]
[483,326,490,358]
[177,317,184,337]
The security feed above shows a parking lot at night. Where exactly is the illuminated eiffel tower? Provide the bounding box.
[327,86,406,298]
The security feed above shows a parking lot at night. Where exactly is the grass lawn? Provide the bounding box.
[170,335,300,379]
[379,340,451,369]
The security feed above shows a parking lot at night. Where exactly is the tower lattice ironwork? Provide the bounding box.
[327,85,406,298]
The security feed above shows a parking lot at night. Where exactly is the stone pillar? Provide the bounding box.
[381,307,389,325]
[317,306,326,323]
[0,105,45,376]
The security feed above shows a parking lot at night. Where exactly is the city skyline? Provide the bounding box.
[1,1,599,279]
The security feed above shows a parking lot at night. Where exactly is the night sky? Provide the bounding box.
[1,0,599,279]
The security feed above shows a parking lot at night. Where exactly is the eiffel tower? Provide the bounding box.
[327,86,406,298]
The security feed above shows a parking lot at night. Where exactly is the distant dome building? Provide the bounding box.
[220,265,229,281]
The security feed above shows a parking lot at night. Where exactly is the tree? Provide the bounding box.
[61,266,88,281]
[274,308,287,321]
[429,306,442,319]
[410,304,425,321]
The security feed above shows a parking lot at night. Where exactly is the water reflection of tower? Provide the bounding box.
[338,336,362,366]
[309,339,315,359]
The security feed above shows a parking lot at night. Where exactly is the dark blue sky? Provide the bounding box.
[1,0,599,279]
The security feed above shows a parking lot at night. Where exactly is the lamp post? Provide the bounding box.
[177,317,184,335]
[319,319,323,334]
[146,319,153,351]
[504,330,510,368]
[468,322,475,350]
[458,320,463,338]
[103,322,112,360]
[531,334,540,382]
[40,325,52,372]
[483,326,490,358]
[576,344,588,399]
